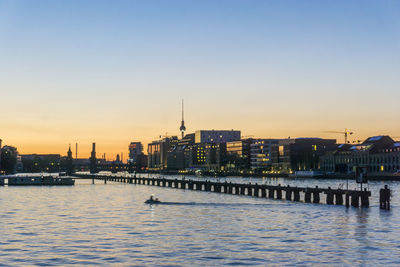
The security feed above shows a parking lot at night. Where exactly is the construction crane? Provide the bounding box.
[157,132,170,140]
[325,129,354,144]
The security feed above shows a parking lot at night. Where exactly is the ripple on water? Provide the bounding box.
[1,177,400,266]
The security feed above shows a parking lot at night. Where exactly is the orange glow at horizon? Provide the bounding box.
[1,0,400,163]
[3,113,400,161]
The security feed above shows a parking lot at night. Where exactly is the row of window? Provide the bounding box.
[325,156,400,165]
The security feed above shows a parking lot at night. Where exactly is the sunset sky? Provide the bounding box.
[1,0,399,160]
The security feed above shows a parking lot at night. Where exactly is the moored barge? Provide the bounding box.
[7,176,75,186]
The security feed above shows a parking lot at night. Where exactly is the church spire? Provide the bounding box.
[67,144,72,156]
[66,144,73,175]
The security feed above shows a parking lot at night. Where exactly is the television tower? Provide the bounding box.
[179,99,186,139]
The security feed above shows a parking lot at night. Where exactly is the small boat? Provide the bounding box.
[144,199,161,204]
[144,195,161,204]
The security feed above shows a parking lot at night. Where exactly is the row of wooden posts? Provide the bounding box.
[74,174,372,208]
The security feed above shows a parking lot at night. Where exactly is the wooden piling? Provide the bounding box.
[304,189,312,203]
[351,192,360,207]
[285,186,292,201]
[261,186,267,198]
[335,191,344,205]
[380,185,391,210]
[293,189,300,202]
[241,185,246,195]
[228,183,233,194]
[276,185,282,199]
[313,190,320,204]
[268,187,274,199]
[326,187,334,205]
[361,189,370,208]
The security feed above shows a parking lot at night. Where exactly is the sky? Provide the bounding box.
[0,0,399,159]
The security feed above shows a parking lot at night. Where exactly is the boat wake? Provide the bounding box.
[145,202,272,207]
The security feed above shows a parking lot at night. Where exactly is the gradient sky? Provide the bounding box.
[1,0,399,160]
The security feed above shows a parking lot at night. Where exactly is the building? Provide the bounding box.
[20,154,61,173]
[250,139,294,172]
[249,137,336,173]
[289,138,337,171]
[136,153,148,171]
[320,135,400,175]
[225,138,253,171]
[166,134,195,170]
[148,130,240,172]
[127,142,146,172]
[148,131,238,171]
[187,142,227,171]
[128,142,143,163]
[1,145,19,174]
[166,147,186,170]
[72,158,91,172]
[147,136,179,170]
[195,130,241,144]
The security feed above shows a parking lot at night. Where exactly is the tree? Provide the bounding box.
[1,146,18,174]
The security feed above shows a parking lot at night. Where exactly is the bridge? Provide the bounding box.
[73,174,371,208]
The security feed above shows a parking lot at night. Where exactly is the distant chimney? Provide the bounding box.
[90,143,96,159]
[89,142,97,174]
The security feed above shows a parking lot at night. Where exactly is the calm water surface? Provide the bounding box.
[1,175,400,266]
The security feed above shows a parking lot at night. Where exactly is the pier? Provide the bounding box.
[73,174,372,208]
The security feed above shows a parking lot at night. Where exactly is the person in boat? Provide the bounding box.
[146,194,160,203]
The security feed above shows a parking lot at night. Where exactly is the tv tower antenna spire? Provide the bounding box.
[179,99,186,139]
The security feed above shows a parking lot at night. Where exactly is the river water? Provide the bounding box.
[1,174,399,266]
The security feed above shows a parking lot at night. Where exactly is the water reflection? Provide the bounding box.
[0,178,399,266]
[354,208,370,265]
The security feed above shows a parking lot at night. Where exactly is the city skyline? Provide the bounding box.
[1,0,400,158]
[2,2,400,266]
[2,127,400,160]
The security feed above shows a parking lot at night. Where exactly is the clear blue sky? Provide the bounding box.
[1,0,399,157]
